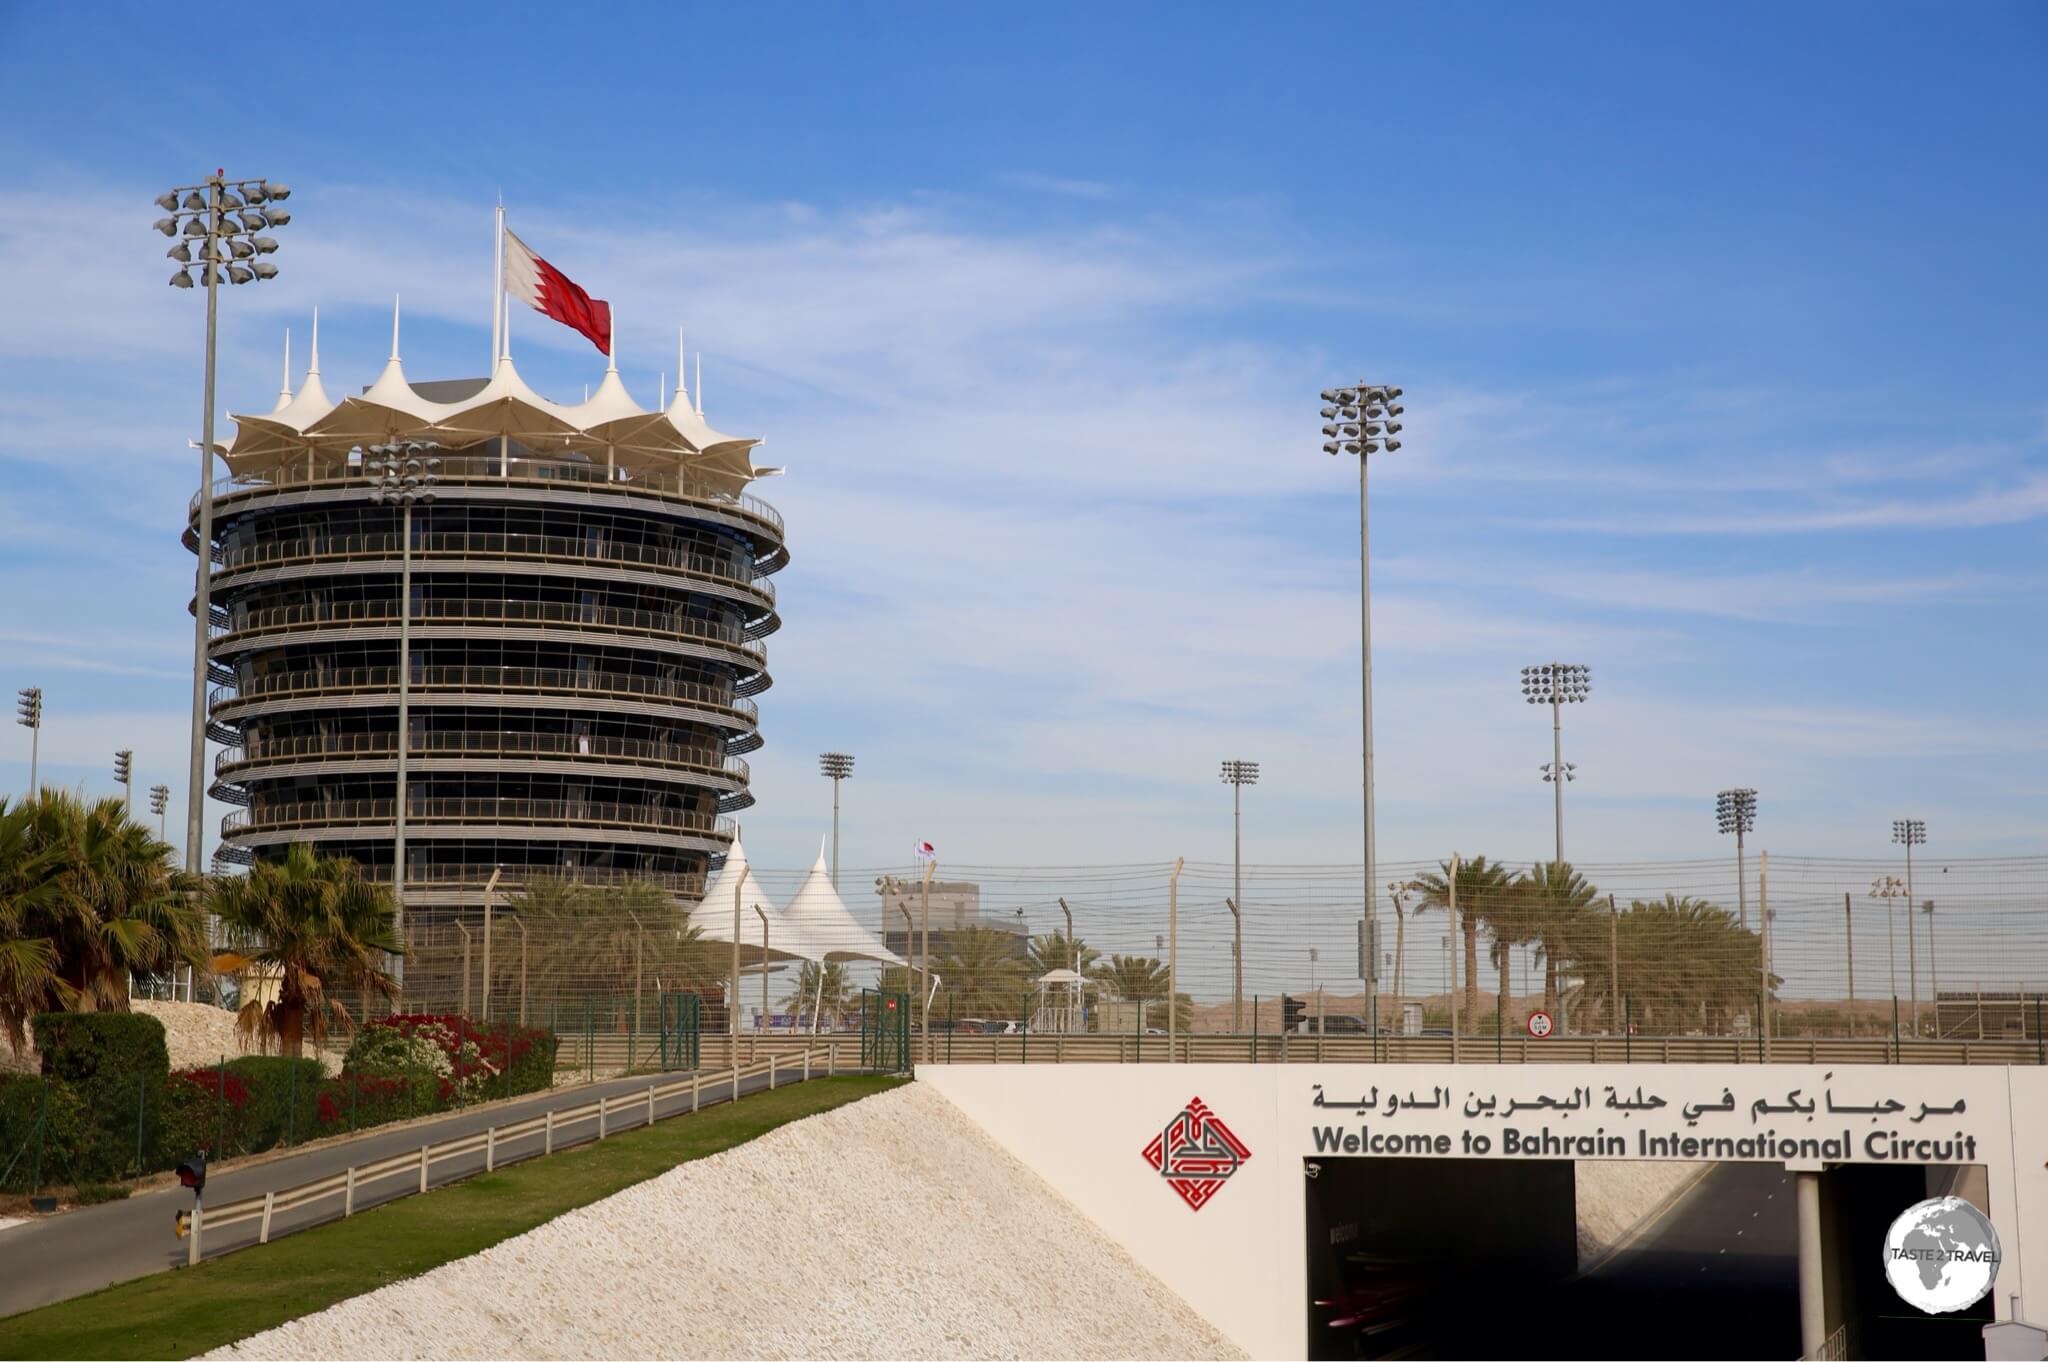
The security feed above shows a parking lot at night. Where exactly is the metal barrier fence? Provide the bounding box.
[179,1046,842,1265]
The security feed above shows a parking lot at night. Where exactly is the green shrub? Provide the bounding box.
[223,1057,325,1154]
[159,1065,252,1164]
[72,1181,130,1203]
[30,1012,169,1180]
[0,1073,91,1193]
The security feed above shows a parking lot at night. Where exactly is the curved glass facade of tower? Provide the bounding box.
[189,368,784,918]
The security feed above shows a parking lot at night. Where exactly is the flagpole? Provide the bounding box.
[491,201,504,370]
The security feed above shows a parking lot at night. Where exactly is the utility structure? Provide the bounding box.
[189,301,782,942]
[1319,382,1402,1037]
[1219,758,1259,1032]
[15,687,39,796]
[149,784,171,841]
[1521,662,1590,865]
[367,440,439,961]
[1716,787,1758,929]
[155,170,290,882]
[114,749,134,815]
[1869,874,1908,1011]
[1893,819,1926,1035]
[819,752,854,888]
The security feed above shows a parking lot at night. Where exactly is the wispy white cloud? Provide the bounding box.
[994,170,1116,200]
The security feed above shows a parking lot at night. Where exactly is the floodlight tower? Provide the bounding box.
[1318,381,1403,1034]
[820,752,855,889]
[15,687,40,797]
[153,171,290,881]
[114,749,134,815]
[1716,788,1758,929]
[150,784,172,843]
[1219,759,1259,1032]
[368,439,439,966]
[1892,818,1926,1035]
[1522,662,1591,865]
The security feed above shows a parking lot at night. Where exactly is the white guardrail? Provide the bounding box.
[180,1047,842,1265]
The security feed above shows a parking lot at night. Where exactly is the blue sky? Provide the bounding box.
[0,1,2042,883]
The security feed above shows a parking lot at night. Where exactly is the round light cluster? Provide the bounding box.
[1318,384,1405,458]
[1520,661,1591,705]
[820,752,856,780]
[1218,759,1260,786]
[1716,786,1758,835]
[154,174,290,288]
[367,440,441,506]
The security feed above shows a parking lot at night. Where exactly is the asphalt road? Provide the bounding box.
[0,1063,804,1319]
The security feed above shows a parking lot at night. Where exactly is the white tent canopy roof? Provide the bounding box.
[689,838,817,962]
[220,312,775,496]
[781,841,906,967]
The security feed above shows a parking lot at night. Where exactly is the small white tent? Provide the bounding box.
[781,842,906,968]
[690,838,817,1033]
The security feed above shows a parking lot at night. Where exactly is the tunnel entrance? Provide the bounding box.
[1303,1157,1992,1360]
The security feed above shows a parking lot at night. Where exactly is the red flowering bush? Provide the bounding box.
[159,1065,254,1162]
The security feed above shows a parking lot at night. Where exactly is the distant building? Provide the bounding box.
[875,880,1026,960]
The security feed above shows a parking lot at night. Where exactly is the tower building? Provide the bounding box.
[190,313,784,920]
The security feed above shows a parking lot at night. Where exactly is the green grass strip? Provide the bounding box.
[2,1075,905,1361]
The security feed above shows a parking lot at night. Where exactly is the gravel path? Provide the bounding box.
[209,1084,1245,1361]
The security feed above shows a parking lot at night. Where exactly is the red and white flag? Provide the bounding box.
[503,227,612,356]
[913,841,936,862]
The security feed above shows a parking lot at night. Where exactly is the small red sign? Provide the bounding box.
[884,998,897,1011]
[1526,1011,1554,1038]
[1143,1097,1251,1212]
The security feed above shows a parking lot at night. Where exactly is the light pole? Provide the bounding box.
[1521,663,1590,865]
[369,440,439,972]
[1390,879,1426,1007]
[150,785,171,842]
[819,753,854,889]
[1320,382,1402,1036]
[1922,899,1939,1034]
[1869,874,1907,1012]
[114,750,133,816]
[1716,788,1758,929]
[1219,759,1259,1032]
[156,172,290,884]
[1892,819,1926,1034]
[16,687,40,797]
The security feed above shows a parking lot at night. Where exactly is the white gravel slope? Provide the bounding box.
[210,1083,1245,1361]
[1574,1159,1710,1264]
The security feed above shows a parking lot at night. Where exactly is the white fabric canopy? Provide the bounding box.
[689,838,817,962]
[780,842,905,967]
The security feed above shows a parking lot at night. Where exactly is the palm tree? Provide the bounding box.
[1565,894,1769,1036]
[0,798,66,1056]
[936,925,1028,1019]
[1413,856,1515,1021]
[0,791,205,1054]
[1518,861,1600,1017]
[1092,954,1168,1001]
[206,844,403,1056]
[781,960,854,1024]
[509,875,726,1019]
[1027,931,1099,980]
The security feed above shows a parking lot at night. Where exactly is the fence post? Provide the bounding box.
[768,1055,778,1090]
[419,1144,429,1194]
[287,1061,297,1148]
[344,1165,355,1217]
[457,1028,466,1111]
[1624,996,1632,1063]
[1251,995,1258,1064]
[187,1202,202,1267]
[648,1083,656,1126]
[732,1067,739,1103]
[350,1069,358,1133]
[406,1023,416,1119]
[544,1109,554,1155]
[829,1043,837,1077]
[1892,997,1900,1064]
[598,1097,607,1141]
[2038,994,2044,1066]
[803,1049,811,1081]
[1022,994,1029,1064]
[486,1126,495,1172]
[30,1076,47,1194]
[259,1191,274,1244]
[216,1054,227,1161]
[135,1070,146,1177]
[691,1073,701,1113]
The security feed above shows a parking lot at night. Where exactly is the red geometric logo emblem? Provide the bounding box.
[1141,1096,1251,1211]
